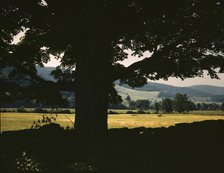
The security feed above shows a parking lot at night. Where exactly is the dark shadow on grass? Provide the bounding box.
[1,120,224,173]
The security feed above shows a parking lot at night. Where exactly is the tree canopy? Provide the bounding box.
[161,98,173,113]
[173,93,195,113]
[1,0,224,84]
[1,0,224,133]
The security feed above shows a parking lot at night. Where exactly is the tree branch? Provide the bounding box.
[113,41,179,81]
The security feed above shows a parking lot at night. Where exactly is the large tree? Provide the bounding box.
[173,93,194,113]
[161,98,173,113]
[1,0,224,134]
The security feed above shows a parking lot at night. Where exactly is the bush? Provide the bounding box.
[137,110,147,114]
[56,109,72,114]
[126,111,137,114]
[135,100,150,110]
[34,108,48,113]
[48,109,72,114]
[108,110,119,114]
[17,108,26,113]
[0,109,7,112]
[31,114,58,129]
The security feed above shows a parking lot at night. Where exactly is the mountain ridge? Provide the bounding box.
[1,66,223,108]
[36,67,224,103]
[37,66,223,92]
[189,85,224,96]
[117,81,214,97]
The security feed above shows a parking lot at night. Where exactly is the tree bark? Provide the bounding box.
[74,0,111,135]
[75,53,110,135]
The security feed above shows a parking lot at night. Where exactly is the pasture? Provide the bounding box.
[1,112,224,172]
[1,112,224,132]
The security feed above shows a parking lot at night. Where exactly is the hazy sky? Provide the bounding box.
[118,50,224,87]
[13,26,224,87]
[45,51,224,87]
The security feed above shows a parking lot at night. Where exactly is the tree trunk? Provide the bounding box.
[75,55,110,135]
[74,0,111,135]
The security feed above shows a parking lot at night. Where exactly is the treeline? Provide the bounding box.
[0,108,73,114]
[158,92,224,103]
[125,93,224,113]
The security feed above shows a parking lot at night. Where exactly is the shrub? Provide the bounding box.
[108,110,119,114]
[31,114,58,129]
[34,108,48,113]
[59,109,71,114]
[0,109,7,112]
[17,108,26,113]
[16,151,43,172]
[137,110,147,114]
[49,109,71,114]
[135,100,150,110]
[126,111,137,114]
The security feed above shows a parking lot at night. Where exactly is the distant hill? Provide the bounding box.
[115,85,161,102]
[1,66,224,108]
[189,85,224,96]
[117,82,212,97]
[35,67,224,103]
[37,67,223,93]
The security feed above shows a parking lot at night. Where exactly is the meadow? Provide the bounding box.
[1,112,224,132]
[1,112,224,172]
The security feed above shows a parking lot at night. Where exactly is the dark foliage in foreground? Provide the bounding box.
[1,120,224,173]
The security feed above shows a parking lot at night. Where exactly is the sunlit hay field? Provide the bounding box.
[0,113,74,132]
[108,114,224,128]
[1,113,224,132]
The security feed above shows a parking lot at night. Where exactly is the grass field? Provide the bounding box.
[1,112,224,132]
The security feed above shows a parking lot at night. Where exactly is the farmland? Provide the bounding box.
[1,112,224,172]
[1,112,224,132]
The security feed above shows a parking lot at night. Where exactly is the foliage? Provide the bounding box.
[153,101,161,114]
[161,98,173,113]
[15,151,43,172]
[1,0,224,96]
[126,110,137,114]
[109,84,123,104]
[127,99,150,110]
[137,110,147,114]
[31,114,58,129]
[128,100,137,109]
[108,110,119,114]
[205,103,220,110]
[34,108,48,113]
[125,95,131,101]
[220,103,224,111]
[17,107,26,113]
[196,103,203,110]
[135,100,150,110]
[173,93,195,113]
[1,0,224,132]
[68,161,97,172]
[196,103,221,110]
